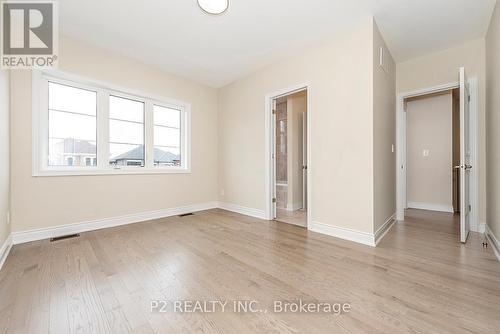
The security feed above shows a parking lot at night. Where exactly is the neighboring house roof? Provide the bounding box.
[110,146,179,162]
[55,138,96,155]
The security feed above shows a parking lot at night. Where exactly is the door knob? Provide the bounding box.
[454,164,473,170]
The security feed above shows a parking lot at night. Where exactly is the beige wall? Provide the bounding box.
[373,21,396,231]
[397,38,487,225]
[287,93,306,210]
[407,93,453,211]
[218,17,375,233]
[10,36,219,232]
[486,3,500,240]
[0,70,10,247]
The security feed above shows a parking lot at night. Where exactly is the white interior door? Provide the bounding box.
[459,67,471,243]
[272,99,277,219]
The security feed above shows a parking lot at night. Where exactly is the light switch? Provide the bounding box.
[422,149,430,157]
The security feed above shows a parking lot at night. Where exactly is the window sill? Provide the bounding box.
[32,167,191,177]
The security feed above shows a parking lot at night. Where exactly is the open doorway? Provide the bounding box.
[405,89,459,214]
[397,67,478,243]
[271,89,308,227]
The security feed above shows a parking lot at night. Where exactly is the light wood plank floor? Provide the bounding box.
[276,209,307,227]
[1,208,499,333]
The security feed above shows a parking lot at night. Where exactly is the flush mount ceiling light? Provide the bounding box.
[197,0,229,15]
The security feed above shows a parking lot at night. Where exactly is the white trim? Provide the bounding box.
[374,213,397,245]
[468,78,480,236]
[396,79,479,232]
[12,202,217,245]
[310,214,397,247]
[217,202,267,220]
[476,222,486,234]
[0,234,12,271]
[287,202,303,211]
[407,202,454,213]
[5,201,395,254]
[485,225,500,262]
[32,69,192,176]
[265,82,312,229]
[309,222,376,247]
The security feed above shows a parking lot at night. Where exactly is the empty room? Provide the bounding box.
[1,0,500,333]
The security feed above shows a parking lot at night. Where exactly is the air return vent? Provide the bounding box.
[50,234,80,242]
[178,213,194,217]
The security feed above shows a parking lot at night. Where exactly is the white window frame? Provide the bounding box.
[32,69,191,176]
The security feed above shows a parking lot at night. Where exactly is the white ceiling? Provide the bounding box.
[59,0,496,88]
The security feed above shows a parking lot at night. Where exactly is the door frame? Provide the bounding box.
[265,82,311,228]
[396,78,479,232]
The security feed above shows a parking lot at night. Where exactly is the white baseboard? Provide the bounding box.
[12,202,218,245]
[309,221,376,247]
[475,222,486,234]
[0,234,12,271]
[309,213,397,248]
[374,213,397,245]
[407,202,454,213]
[287,202,303,211]
[6,197,392,256]
[485,224,500,262]
[217,202,267,220]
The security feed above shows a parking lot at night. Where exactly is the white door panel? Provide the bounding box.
[272,99,277,219]
[459,67,471,243]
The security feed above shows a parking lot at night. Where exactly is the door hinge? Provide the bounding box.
[272,198,277,203]
[468,95,471,102]
[469,205,472,212]
[272,109,276,115]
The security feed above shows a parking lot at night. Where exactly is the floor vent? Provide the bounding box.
[178,213,194,217]
[50,234,80,242]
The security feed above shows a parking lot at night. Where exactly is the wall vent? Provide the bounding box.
[379,46,390,73]
[50,234,80,242]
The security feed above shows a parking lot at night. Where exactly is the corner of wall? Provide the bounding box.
[371,19,397,236]
[486,1,500,245]
[0,69,12,270]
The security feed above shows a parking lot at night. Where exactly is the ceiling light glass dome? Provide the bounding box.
[197,0,229,15]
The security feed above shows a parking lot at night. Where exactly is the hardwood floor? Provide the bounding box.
[0,208,499,333]
[276,209,307,227]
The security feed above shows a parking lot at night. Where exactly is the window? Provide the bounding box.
[153,105,181,166]
[33,70,190,176]
[48,82,97,167]
[109,96,145,167]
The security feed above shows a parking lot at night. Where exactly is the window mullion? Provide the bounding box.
[145,100,154,168]
[183,106,190,171]
[97,89,110,169]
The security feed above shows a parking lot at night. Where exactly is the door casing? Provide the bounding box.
[265,82,311,227]
[396,78,480,234]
